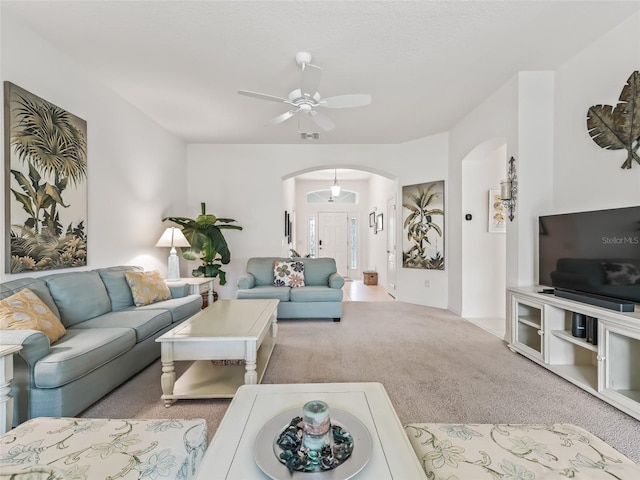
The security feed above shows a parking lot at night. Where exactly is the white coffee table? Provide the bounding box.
[197,382,426,479]
[156,299,279,406]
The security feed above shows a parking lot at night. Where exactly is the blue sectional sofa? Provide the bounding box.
[236,257,344,321]
[0,266,201,426]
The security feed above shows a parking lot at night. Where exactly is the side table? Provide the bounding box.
[0,344,22,434]
[174,277,215,308]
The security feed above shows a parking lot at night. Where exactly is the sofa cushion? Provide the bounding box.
[134,295,202,323]
[0,288,66,344]
[71,309,172,342]
[290,286,343,302]
[0,278,60,319]
[404,423,640,479]
[125,270,171,306]
[300,258,337,286]
[43,271,112,327]
[237,286,291,302]
[246,258,285,286]
[274,260,305,287]
[34,327,136,388]
[96,266,141,310]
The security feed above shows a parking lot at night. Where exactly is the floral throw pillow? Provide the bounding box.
[274,261,305,287]
[601,262,640,286]
[124,270,172,306]
[0,288,66,344]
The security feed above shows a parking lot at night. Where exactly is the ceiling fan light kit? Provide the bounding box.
[238,51,371,133]
[300,133,320,140]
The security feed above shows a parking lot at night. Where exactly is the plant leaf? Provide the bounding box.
[587,71,640,169]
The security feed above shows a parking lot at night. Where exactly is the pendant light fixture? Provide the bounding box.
[330,169,341,197]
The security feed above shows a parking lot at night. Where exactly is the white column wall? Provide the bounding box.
[515,72,555,287]
[448,78,519,315]
[1,13,188,281]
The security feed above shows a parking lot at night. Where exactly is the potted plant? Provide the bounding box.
[163,202,242,285]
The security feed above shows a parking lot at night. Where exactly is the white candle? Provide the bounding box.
[500,180,511,200]
[302,400,330,450]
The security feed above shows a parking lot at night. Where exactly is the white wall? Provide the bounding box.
[1,13,188,281]
[187,135,449,307]
[449,77,519,315]
[366,174,396,290]
[392,135,450,306]
[461,143,506,318]
[553,13,640,212]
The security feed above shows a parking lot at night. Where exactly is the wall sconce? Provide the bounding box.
[500,156,517,221]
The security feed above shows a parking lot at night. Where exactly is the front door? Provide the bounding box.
[318,212,349,277]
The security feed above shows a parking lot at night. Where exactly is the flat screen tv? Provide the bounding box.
[538,206,640,308]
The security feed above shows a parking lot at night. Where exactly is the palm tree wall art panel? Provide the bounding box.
[4,82,87,273]
[402,181,444,270]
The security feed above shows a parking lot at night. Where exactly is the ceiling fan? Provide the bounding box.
[238,52,371,132]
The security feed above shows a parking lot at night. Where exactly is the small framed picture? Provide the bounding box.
[369,212,376,228]
[376,213,384,233]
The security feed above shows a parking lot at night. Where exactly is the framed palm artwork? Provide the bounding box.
[402,181,444,270]
[4,82,87,273]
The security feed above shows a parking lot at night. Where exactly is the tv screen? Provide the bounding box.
[539,206,640,305]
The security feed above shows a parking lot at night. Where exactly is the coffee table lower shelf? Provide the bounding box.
[164,334,276,401]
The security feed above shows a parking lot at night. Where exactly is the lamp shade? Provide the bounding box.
[155,227,190,248]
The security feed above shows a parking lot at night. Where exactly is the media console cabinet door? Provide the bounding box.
[510,294,544,361]
[599,322,640,415]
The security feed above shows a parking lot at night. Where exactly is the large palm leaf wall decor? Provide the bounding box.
[4,82,87,273]
[587,71,640,169]
[402,181,445,270]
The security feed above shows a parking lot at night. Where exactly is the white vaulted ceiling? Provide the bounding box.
[3,1,638,144]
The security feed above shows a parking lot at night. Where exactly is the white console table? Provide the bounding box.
[507,286,640,421]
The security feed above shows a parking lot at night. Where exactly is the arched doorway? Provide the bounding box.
[282,166,397,300]
[461,139,507,337]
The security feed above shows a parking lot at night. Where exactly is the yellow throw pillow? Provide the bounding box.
[124,270,172,306]
[0,288,66,344]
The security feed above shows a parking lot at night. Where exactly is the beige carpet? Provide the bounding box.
[80,301,640,463]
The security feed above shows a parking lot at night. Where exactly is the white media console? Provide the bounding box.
[508,286,640,421]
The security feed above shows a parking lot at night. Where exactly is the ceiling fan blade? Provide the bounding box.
[320,94,372,108]
[265,110,296,127]
[301,64,322,98]
[310,111,335,131]
[238,90,289,103]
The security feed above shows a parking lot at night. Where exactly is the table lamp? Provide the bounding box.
[155,227,190,281]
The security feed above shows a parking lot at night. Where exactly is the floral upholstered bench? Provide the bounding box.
[0,417,207,480]
[405,423,640,479]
